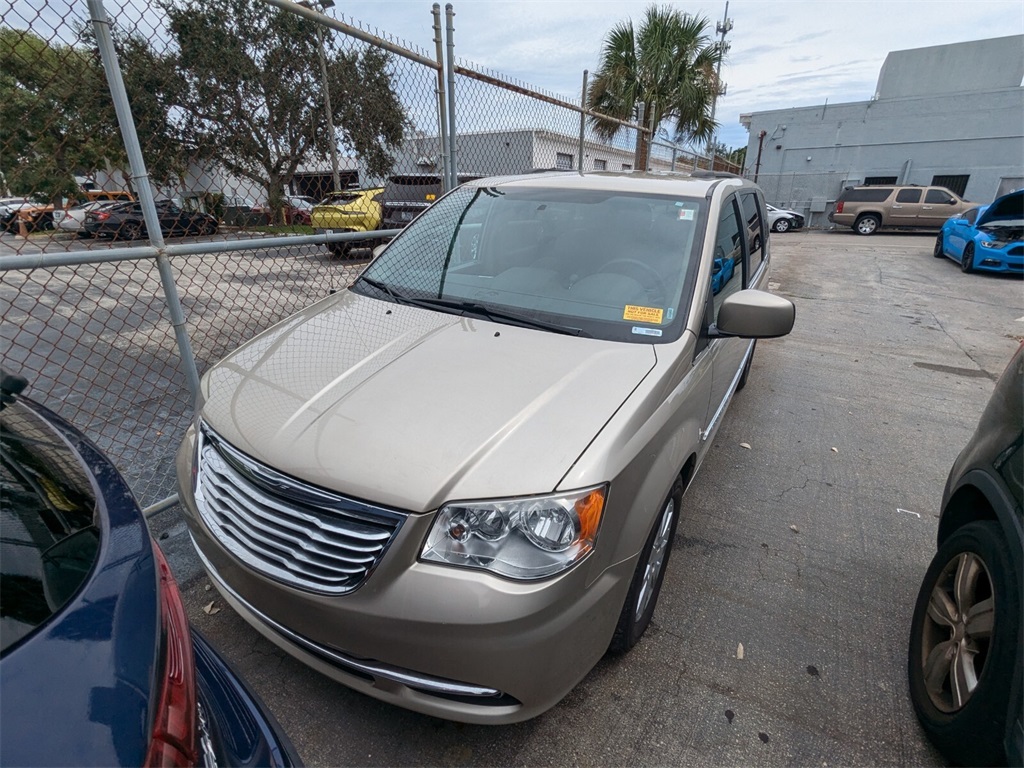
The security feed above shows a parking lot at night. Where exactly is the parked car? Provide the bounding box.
[0,372,300,767]
[0,198,55,233]
[310,187,383,256]
[175,171,795,724]
[223,196,270,227]
[84,200,219,240]
[82,189,135,204]
[933,189,1023,274]
[283,195,316,226]
[829,184,973,235]
[53,200,120,236]
[379,174,482,230]
[907,342,1023,767]
[766,203,805,233]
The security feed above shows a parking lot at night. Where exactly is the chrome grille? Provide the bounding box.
[195,425,405,594]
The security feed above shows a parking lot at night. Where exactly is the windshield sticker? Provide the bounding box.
[632,327,663,337]
[677,208,695,221]
[623,305,664,324]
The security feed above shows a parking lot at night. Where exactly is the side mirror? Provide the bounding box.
[712,289,795,339]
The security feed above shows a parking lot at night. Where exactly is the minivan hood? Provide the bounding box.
[200,290,656,512]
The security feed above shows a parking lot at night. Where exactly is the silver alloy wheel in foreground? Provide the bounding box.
[921,551,994,713]
[635,498,676,621]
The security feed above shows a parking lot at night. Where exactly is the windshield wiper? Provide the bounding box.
[357,277,586,336]
[410,297,587,337]
[357,275,409,304]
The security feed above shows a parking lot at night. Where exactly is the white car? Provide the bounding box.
[53,201,119,236]
[766,204,805,233]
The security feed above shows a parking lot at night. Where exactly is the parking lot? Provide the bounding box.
[139,230,1019,766]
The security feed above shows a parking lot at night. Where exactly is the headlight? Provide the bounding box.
[421,485,607,579]
[980,239,1007,248]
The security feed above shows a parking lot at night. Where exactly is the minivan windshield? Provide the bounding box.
[354,184,707,343]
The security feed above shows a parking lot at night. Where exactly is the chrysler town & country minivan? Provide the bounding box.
[176,171,795,723]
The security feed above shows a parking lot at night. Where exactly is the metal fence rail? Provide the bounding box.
[1,0,730,513]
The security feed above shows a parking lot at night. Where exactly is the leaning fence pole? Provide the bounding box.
[444,4,459,188]
[87,0,201,403]
[431,4,451,192]
[578,70,588,175]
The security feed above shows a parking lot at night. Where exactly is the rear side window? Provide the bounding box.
[896,189,922,203]
[0,403,99,654]
[839,187,893,203]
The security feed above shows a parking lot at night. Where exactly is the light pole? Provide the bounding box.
[708,2,733,171]
[299,0,342,193]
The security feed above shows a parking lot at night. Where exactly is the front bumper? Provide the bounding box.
[193,629,302,767]
[973,245,1024,273]
[176,431,631,724]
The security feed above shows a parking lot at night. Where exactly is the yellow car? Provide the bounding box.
[310,187,383,256]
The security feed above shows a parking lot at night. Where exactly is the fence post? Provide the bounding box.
[578,70,588,174]
[444,4,458,187]
[87,0,202,403]
[431,4,451,191]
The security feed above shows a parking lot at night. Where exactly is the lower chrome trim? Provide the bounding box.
[700,339,754,441]
[193,537,505,700]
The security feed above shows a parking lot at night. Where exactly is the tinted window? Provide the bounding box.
[737,191,764,269]
[839,187,893,203]
[357,185,707,344]
[1,402,99,654]
[963,208,980,225]
[711,197,744,317]
[925,188,955,204]
[896,189,922,203]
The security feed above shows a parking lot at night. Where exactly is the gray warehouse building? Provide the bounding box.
[739,35,1024,228]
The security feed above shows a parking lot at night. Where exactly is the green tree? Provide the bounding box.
[0,29,123,200]
[161,0,406,219]
[588,5,723,172]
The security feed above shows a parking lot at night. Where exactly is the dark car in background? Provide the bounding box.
[379,173,482,230]
[85,200,219,240]
[934,189,1024,274]
[0,373,300,767]
[907,343,1023,767]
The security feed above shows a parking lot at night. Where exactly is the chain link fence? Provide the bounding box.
[1,0,732,509]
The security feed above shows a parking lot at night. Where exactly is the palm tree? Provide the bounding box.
[588,5,723,171]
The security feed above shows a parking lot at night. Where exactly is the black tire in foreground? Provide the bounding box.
[933,234,945,258]
[907,520,1020,766]
[609,476,683,654]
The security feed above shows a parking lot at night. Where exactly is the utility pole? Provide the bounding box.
[708,2,732,171]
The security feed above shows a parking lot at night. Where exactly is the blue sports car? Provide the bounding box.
[934,189,1024,274]
[0,372,301,767]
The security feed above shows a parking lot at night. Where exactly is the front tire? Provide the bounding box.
[609,476,682,654]
[854,215,880,235]
[907,521,1019,766]
[960,243,975,273]
[933,234,945,258]
[773,218,790,233]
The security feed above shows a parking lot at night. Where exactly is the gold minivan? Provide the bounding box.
[176,171,795,723]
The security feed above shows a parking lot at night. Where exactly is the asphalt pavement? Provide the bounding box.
[133,230,1024,765]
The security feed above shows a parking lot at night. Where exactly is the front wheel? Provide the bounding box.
[907,521,1019,766]
[773,218,790,233]
[854,215,880,235]
[609,476,682,654]
[933,234,945,258]
[960,243,975,273]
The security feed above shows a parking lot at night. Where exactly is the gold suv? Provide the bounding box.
[829,184,973,235]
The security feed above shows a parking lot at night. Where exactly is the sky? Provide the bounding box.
[334,0,1024,150]
[6,0,1024,153]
